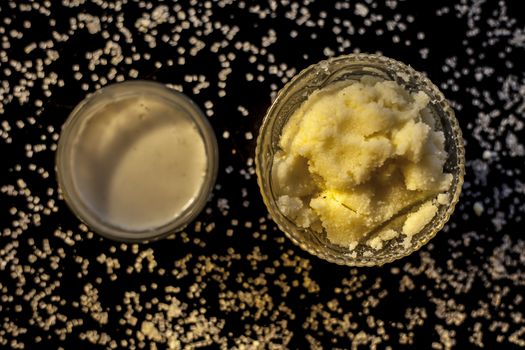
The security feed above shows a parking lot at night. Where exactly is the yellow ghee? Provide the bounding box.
[273,78,452,249]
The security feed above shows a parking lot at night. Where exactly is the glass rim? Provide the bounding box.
[56,80,219,242]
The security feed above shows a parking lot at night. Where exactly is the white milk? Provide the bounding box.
[70,94,207,231]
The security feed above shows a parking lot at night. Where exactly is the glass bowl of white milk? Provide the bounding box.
[56,81,218,242]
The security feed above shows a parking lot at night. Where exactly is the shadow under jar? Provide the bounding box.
[256,53,465,266]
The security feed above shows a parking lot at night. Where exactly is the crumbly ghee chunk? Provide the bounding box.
[273,78,452,248]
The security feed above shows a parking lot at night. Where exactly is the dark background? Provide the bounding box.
[1,0,524,348]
